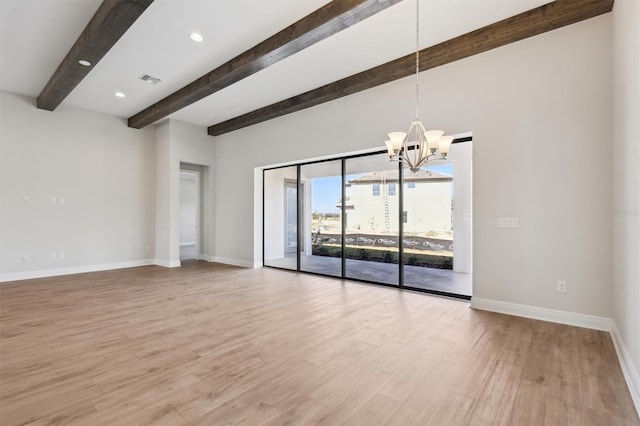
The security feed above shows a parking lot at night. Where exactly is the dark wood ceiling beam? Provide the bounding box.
[37,0,154,111]
[128,0,403,129]
[208,0,613,136]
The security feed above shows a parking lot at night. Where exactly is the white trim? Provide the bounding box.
[213,256,254,268]
[154,259,181,268]
[0,259,156,283]
[201,255,215,262]
[611,321,640,415]
[180,241,196,247]
[470,297,613,331]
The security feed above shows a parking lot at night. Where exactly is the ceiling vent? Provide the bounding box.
[138,74,161,84]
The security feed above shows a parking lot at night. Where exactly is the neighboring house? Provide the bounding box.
[339,169,453,234]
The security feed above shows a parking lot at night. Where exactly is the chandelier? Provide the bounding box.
[384,0,453,173]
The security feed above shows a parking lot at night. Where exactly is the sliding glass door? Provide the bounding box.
[344,154,400,286]
[263,166,297,270]
[402,164,459,294]
[299,160,342,278]
[263,141,472,299]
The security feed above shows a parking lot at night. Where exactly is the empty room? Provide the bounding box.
[0,0,638,424]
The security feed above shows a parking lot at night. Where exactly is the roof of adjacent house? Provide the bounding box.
[348,169,453,184]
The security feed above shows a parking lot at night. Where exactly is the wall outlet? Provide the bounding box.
[22,196,29,204]
[58,252,65,259]
[50,252,58,259]
[21,254,29,261]
[58,197,65,205]
[50,197,57,204]
[556,280,567,292]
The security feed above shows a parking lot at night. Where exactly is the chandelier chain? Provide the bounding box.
[384,0,452,173]
[415,0,420,120]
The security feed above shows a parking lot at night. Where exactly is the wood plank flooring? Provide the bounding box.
[0,261,637,425]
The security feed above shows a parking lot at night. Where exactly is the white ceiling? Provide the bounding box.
[0,0,551,129]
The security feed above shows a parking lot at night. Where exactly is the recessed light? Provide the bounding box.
[190,33,203,42]
[114,92,126,98]
[78,60,91,67]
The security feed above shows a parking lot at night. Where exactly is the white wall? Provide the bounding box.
[155,120,173,265]
[612,0,640,406]
[450,141,472,274]
[155,119,215,266]
[0,91,156,279]
[214,15,613,318]
[0,97,216,277]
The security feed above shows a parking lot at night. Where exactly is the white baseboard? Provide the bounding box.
[154,259,181,268]
[0,259,156,283]
[200,255,215,262]
[213,256,254,268]
[610,321,640,415]
[179,241,196,247]
[470,297,613,331]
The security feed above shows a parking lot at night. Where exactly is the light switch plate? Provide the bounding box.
[498,218,519,228]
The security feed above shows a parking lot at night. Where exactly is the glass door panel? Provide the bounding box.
[344,154,399,286]
[402,163,461,293]
[299,160,342,277]
[264,166,297,270]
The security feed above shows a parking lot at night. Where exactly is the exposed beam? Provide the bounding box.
[208,0,613,136]
[128,0,403,129]
[37,0,154,111]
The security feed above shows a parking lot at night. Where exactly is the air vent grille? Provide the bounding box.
[138,74,162,84]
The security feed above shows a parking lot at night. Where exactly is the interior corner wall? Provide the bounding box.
[154,120,174,266]
[0,91,156,280]
[612,0,640,401]
[154,119,215,267]
[213,14,613,319]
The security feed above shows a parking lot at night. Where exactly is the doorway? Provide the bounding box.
[179,170,200,261]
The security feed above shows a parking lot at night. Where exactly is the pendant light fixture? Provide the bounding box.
[384,0,453,173]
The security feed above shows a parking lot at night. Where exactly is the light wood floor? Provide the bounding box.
[0,262,637,426]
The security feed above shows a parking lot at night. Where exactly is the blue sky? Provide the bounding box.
[311,164,454,214]
[311,176,342,213]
